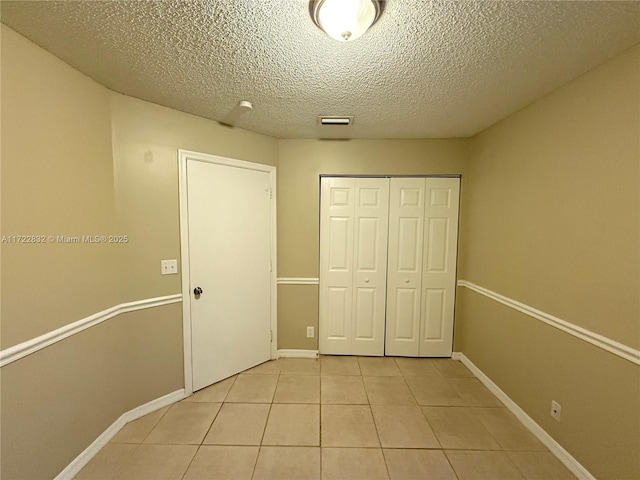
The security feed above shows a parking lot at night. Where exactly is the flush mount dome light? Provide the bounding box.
[310,0,383,42]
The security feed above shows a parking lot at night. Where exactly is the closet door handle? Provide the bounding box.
[365,278,370,283]
[404,278,410,284]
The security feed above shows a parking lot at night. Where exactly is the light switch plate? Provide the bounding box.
[161,259,178,275]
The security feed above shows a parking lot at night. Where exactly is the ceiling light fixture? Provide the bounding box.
[310,0,383,42]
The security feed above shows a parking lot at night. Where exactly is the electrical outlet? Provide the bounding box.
[551,400,562,421]
[306,326,315,338]
[161,259,178,275]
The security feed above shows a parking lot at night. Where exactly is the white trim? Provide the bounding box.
[0,294,182,368]
[55,389,185,480]
[452,352,595,480]
[277,277,320,285]
[178,151,194,395]
[457,280,640,366]
[178,150,278,397]
[270,172,278,361]
[277,349,319,359]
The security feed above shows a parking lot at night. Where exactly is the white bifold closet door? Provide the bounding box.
[385,177,460,357]
[319,176,459,358]
[319,177,390,355]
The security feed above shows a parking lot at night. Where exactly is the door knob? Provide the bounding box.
[365,278,370,283]
[193,287,203,295]
[404,279,410,283]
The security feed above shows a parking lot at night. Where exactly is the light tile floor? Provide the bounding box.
[75,356,577,480]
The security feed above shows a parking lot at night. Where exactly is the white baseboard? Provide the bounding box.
[452,352,595,480]
[276,349,319,359]
[54,389,185,480]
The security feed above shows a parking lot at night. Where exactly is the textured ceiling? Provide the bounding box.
[1,1,639,139]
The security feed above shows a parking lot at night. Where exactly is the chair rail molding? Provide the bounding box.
[276,277,320,285]
[0,294,183,367]
[457,280,639,366]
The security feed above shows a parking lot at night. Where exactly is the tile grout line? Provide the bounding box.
[138,404,172,445]
[441,449,463,480]
[360,357,392,479]
[250,366,279,479]
[179,444,202,480]
[194,377,235,448]
[395,359,446,453]
[106,442,141,480]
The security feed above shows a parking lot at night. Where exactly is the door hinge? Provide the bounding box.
[269,188,273,199]
[270,260,272,272]
[270,330,273,342]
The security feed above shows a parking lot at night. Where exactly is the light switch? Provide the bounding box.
[161,259,178,275]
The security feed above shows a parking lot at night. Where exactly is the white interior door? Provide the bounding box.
[186,157,273,391]
[385,178,425,356]
[420,177,460,356]
[319,177,388,355]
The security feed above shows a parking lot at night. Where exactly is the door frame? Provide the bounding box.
[178,149,277,395]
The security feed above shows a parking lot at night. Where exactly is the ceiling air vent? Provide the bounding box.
[318,116,354,126]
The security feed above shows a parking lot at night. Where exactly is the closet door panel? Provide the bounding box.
[385,178,425,357]
[327,286,349,339]
[420,178,460,356]
[423,288,446,339]
[425,217,449,272]
[354,287,376,338]
[320,178,355,354]
[352,178,389,356]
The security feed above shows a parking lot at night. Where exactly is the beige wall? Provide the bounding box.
[459,45,640,347]
[455,289,640,479]
[278,284,320,351]
[1,25,119,348]
[1,26,278,479]
[276,139,469,348]
[1,304,183,480]
[456,44,640,479]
